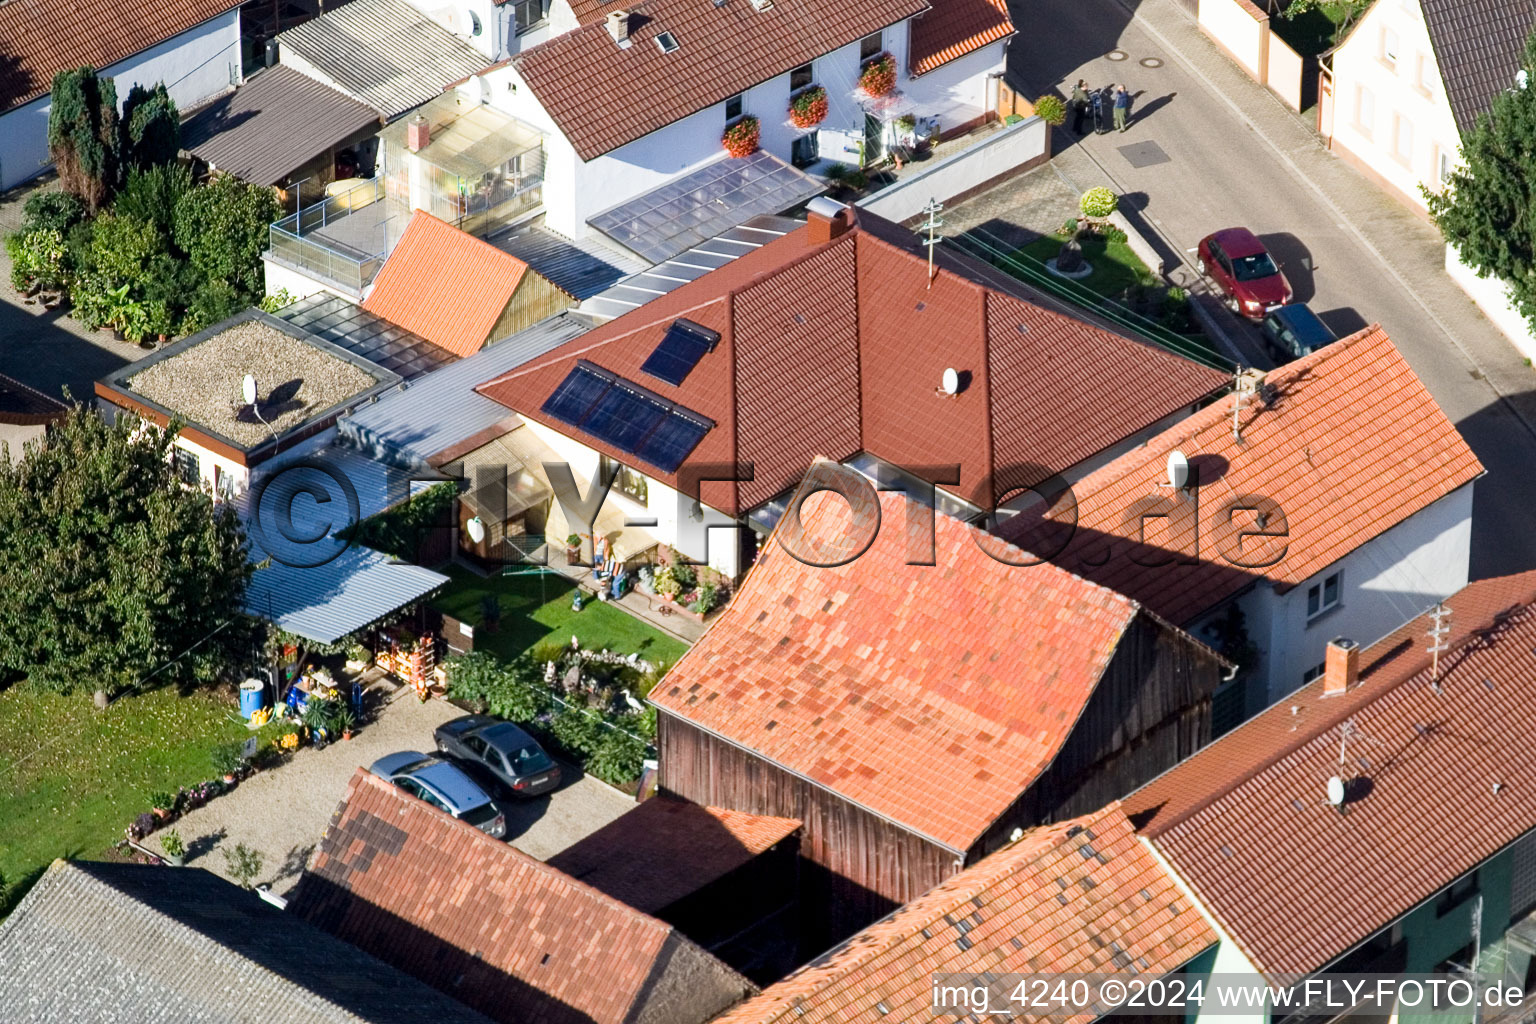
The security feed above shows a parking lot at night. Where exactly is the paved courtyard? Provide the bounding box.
[168,684,633,894]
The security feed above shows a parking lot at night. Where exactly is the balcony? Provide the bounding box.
[265,95,546,297]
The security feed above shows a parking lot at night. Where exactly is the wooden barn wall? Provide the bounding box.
[970,613,1222,860]
[658,714,959,951]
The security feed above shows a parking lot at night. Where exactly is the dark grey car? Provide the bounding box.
[434,715,563,798]
[1260,303,1337,363]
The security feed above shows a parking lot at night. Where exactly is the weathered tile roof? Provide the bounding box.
[510,0,931,161]
[183,66,381,186]
[909,0,1014,76]
[996,325,1484,626]
[0,372,68,426]
[547,795,801,913]
[277,0,490,118]
[1421,0,1536,136]
[291,770,755,1024]
[363,212,535,358]
[0,0,238,112]
[712,805,1216,1024]
[650,466,1148,852]
[0,859,495,1024]
[476,208,1227,515]
[1123,573,1536,977]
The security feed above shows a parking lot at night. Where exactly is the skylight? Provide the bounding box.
[655,31,679,53]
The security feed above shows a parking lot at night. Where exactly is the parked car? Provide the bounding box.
[1261,303,1338,362]
[435,715,562,798]
[368,751,506,837]
[1197,228,1293,320]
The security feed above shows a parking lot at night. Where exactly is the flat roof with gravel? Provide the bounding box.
[103,310,401,454]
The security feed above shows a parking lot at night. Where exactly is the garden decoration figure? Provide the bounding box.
[1056,233,1085,274]
[572,589,585,612]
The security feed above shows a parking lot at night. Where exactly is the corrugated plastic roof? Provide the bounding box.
[0,0,238,112]
[1129,577,1536,977]
[340,311,594,466]
[276,294,458,379]
[277,0,490,118]
[0,860,495,1024]
[712,805,1217,1024]
[490,224,649,300]
[363,212,530,358]
[182,66,380,186]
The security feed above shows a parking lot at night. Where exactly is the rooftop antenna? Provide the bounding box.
[920,198,944,288]
[242,374,279,444]
[1231,365,1248,443]
[1427,602,1451,686]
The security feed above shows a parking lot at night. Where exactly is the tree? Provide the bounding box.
[172,175,281,303]
[1425,28,1536,330]
[120,82,180,171]
[48,67,120,212]
[0,406,252,695]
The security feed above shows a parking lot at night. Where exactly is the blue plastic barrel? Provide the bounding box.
[239,679,265,719]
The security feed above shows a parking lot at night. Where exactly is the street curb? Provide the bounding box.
[1108,0,1536,442]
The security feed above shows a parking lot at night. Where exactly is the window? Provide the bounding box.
[511,0,548,34]
[601,455,649,505]
[1437,146,1453,186]
[1415,53,1432,93]
[1380,26,1399,65]
[172,447,200,487]
[860,31,883,62]
[1435,872,1478,917]
[724,93,743,121]
[1355,85,1375,135]
[1306,570,1342,619]
[214,465,243,503]
[468,10,482,35]
[1302,662,1326,684]
[1393,114,1414,163]
[790,62,813,92]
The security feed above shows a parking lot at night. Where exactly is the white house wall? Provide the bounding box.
[0,8,241,191]
[1325,0,1460,211]
[520,418,743,577]
[902,39,1006,132]
[1445,244,1536,363]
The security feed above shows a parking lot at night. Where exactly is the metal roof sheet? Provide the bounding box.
[183,66,380,186]
[490,225,649,300]
[277,0,490,118]
[339,311,594,466]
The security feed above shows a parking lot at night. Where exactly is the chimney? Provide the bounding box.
[606,9,631,42]
[806,196,853,245]
[406,113,431,153]
[1322,637,1358,697]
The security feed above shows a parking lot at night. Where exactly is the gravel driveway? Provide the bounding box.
[169,686,634,894]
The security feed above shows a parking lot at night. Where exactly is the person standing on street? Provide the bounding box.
[1070,80,1089,133]
[1113,85,1132,132]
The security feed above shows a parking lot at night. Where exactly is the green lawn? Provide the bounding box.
[1269,0,1367,59]
[431,564,689,669]
[1014,233,1154,302]
[0,686,253,913]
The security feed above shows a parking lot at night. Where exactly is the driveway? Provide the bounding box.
[983,0,1536,579]
[168,686,633,894]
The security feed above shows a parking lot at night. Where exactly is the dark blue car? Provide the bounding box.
[1260,303,1337,363]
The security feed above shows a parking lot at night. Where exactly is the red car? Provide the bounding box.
[1196,228,1293,321]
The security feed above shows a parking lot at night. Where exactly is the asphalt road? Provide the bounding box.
[1003,0,1536,580]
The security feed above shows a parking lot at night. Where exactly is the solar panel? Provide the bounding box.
[640,319,718,386]
[539,362,714,473]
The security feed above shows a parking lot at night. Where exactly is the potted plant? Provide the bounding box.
[723,116,761,158]
[345,642,371,672]
[150,791,176,821]
[789,86,829,129]
[565,533,582,562]
[653,565,681,602]
[211,741,244,784]
[127,812,157,842]
[159,829,186,867]
[859,53,897,98]
[335,705,357,740]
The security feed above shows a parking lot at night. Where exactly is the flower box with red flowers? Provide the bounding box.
[722,116,761,157]
[859,53,897,98]
[788,86,828,129]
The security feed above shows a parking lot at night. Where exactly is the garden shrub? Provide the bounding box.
[587,729,646,786]
[172,174,280,300]
[115,163,196,237]
[6,229,67,291]
[550,707,604,756]
[120,83,180,172]
[1033,94,1066,126]
[88,213,165,283]
[1079,186,1119,219]
[21,191,88,236]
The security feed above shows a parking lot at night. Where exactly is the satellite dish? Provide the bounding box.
[466,516,486,544]
[241,374,258,407]
[1167,449,1190,490]
[940,367,959,395]
[1326,776,1346,807]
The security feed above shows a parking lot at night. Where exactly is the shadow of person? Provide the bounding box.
[1131,92,1177,122]
[185,827,227,863]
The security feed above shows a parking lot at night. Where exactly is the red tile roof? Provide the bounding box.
[547,795,801,913]
[291,770,755,1024]
[996,325,1484,626]
[651,467,1153,852]
[712,804,1217,1024]
[1122,573,1536,977]
[363,212,532,358]
[510,0,932,162]
[475,209,1227,515]
[909,0,1014,76]
[0,0,238,112]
